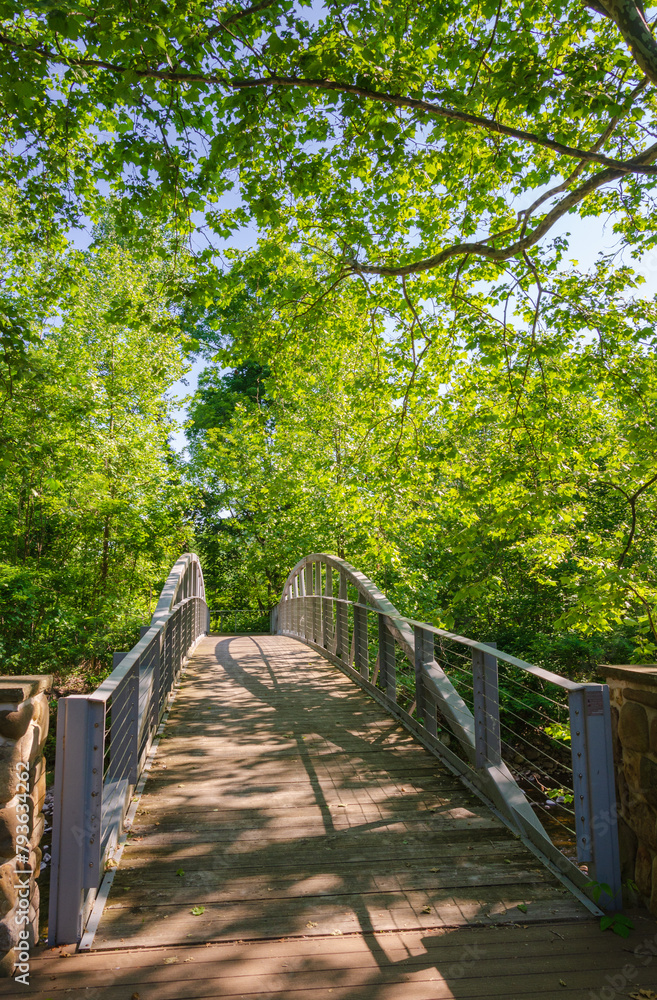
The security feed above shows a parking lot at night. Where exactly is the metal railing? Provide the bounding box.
[209,608,272,634]
[48,553,209,945]
[276,553,621,912]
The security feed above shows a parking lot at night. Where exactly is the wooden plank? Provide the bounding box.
[15,917,644,974]
[92,884,584,949]
[13,949,657,997]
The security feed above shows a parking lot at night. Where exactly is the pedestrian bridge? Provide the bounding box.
[11,552,656,998]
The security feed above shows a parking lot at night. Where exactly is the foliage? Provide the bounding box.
[1,0,657,293]
[3,1,657,683]
[0,214,193,681]
[586,880,635,935]
[188,240,657,671]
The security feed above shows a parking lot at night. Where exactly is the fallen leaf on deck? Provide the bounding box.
[517,903,528,913]
[163,957,178,965]
[176,869,185,876]
[331,929,343,935]
[190,906,205,916]
[306,921,318,928]
[422,906,432,914]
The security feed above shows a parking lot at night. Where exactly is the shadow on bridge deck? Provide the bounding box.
[11,635,657,999]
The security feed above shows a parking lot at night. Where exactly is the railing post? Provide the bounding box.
[314,559,322,643]
[48,696,105,945]
[323,564,333,650]
[569,684,622,910]
[294,572,301,636]
[304,563,312,641]
[353,601,368,678]
[472,642,501,767]
[336,571,348,661]
[377,614,397,702]
[151,633,161,729]
[414,625,435,732]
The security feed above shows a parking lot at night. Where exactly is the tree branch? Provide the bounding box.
[348,141,657,276]
[586,0,657,87]
[0,29,654,178]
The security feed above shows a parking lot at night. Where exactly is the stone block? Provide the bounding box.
[0,678,51,705]
[611,705,621,764]
[31,693,49,733]
[618,766,631,815]
[0,702,33,742]
[618,815,638,881]
[626,688,657,711]
[622,747,643,793]
[650,857,657,916]
[636,843,653,897]
[630,799,657,851]
[0,913,17,953]
[619,701,649,752]
[0,805,19,859]
[0,861,16,921]
[0,736,33,803]
[641,756,657,809]
[29,813,44,853]
[30,767,46,814]
[30,756,44,787]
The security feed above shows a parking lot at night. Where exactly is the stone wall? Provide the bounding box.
[0,676,51,976]
[599,664,657,913]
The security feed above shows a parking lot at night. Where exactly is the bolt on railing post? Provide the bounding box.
[569,684,622,910]
[472,642,501,767]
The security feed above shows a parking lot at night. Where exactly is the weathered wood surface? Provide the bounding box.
[11,634,657,998]
[9,919,657,999]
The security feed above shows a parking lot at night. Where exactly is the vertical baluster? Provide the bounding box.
[353,601,368,678]
[377,614,397,702]
[324,564,333,651]
[314,560,322,642]
[336,571,348,661]
[304,563,312,641]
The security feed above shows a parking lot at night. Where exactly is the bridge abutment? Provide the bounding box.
[0,675,51,976]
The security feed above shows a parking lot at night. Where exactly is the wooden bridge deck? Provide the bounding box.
[10,634,657,998]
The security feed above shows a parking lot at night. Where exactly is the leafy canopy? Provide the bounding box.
[2,0,657,286]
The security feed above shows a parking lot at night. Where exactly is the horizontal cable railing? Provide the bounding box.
[276,553,621,913]
[209,608,272,634]
[48,553,209,946]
